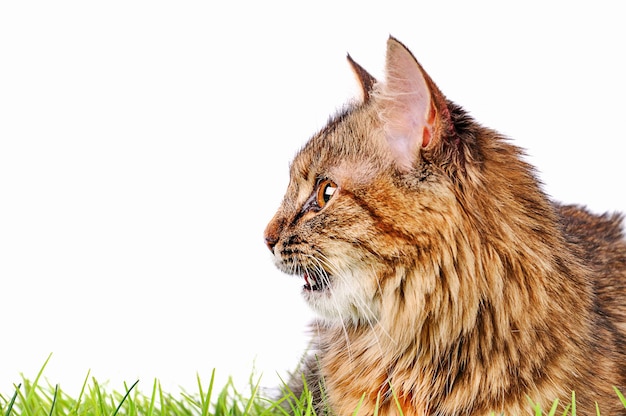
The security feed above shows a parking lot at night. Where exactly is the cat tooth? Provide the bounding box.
[302,272,325,291]
[303,273,313,290]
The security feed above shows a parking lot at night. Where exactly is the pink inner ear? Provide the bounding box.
[422,126,431,148]
[422,101,436,148]
[376,39,434,171]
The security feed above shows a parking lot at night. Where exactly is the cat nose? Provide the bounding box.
[264,218,282,253]
[265,235,278,252]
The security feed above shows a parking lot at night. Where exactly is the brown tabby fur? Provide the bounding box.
[264,37,626,415]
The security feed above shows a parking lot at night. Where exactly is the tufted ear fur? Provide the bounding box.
[376,36,449,172]
[347,53,377,103]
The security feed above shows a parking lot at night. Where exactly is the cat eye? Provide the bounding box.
[316,179,337,208]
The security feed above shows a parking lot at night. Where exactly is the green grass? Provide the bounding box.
[0,356,300,416]
[1,357,624,416]
[0,369,285,416]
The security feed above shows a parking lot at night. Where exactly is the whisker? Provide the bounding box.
[305,254,354,362]
[314,252,397,353]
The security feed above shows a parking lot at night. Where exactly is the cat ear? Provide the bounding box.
[347,54,377,103]
[376,36,446,171]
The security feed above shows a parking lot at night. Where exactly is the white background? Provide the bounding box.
[1,1,624,397]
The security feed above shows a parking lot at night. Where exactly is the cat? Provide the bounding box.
[264,36,626,415]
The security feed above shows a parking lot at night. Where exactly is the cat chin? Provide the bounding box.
[301,271,380,325]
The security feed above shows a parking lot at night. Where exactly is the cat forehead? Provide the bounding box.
[290,153,380,186]
[290,121,386,189]
[290,103,388,177]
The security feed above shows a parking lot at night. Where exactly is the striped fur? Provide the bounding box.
[264,37,626,415]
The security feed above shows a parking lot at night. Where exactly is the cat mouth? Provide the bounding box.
[302,271,330,292]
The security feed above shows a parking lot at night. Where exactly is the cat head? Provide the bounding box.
[264,37,499,327]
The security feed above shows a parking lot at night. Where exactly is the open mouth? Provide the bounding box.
[302,271,330,292]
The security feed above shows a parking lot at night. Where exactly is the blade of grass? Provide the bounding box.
[201,370,217,416]
[373,390,382,416]
[560,403,571,416]
[390,385,405,416]
[614,387,626,408]
[158,380,166,416]
[242,376,261,416]
[19,353,54,416]
[532,400,542,416]
[111,380,139,416]
[47,385,59,416]
[547,398,560,416]
[147,379,158,416]
[26,354,53,403]
[196,373,206,414]
[91,378,106,416]
[525,396,540,416]
[3,384,21,416]
[304,388,315,416]
[270,374,309,416]
[15,383,29,416]
[70,370,91,416]
[350,393,365,416]
[122,381,138,416]
[276,373,303,415]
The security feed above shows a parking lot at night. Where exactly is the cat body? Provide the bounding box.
[264,37,626,415]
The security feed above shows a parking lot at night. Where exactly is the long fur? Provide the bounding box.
[265,37,626,415]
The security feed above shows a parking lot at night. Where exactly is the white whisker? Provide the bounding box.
[305,254,354,362]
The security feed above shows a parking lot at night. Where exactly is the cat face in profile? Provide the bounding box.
[265,40,468,327]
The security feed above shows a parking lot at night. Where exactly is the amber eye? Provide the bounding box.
[316,179,337,208]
